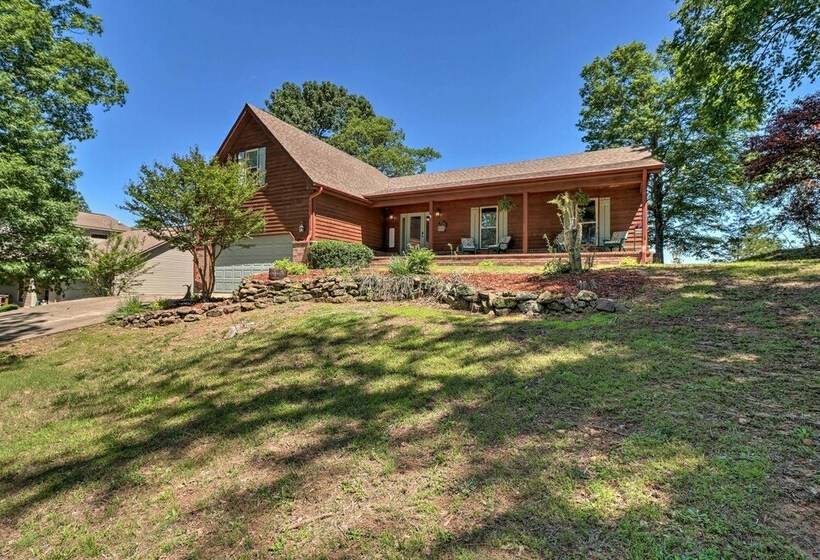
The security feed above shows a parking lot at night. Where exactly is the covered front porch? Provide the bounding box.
[370,169,650,263]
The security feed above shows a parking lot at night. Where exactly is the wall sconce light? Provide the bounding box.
[388,214,395,220]
[435,209,442,217]
[298,222,305,233]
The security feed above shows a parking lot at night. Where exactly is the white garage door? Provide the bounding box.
[137,246,194,298]
[214,234,293,293]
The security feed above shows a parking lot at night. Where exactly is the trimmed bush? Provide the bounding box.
[272,258,309,276]
[307,240,374,269]
[0,303,19,313]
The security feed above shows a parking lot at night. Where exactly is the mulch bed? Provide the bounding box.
[436,269,649,299]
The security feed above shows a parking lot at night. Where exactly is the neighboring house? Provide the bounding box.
[0,212,193,306]
[212,104,663,292]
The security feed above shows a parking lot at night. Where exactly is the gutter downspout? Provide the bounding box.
[307,184,324,241]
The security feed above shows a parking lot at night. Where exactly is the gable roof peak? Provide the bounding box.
[243,104,389,198]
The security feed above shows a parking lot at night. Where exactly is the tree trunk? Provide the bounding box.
[650,173,665,264]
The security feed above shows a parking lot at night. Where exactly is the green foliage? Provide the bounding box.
[307,240,374,269]
[271,259,309,276]
[107,296,146,322]
[548,192,588,273]
[123,148,265,297]
[85,234,151,296]
[265,80,440,176]
[265,80,374,139]
[542,259,572,276]
[670,0,819,126]
[0,0,126,294]
[730,224,786,261]
[577,41,751,262]
[388,246,435,276]
[497,196,515,212]
[405,246,435,274]
[387,256,410,276]
[0,304,18,313]
[328,114,440,177]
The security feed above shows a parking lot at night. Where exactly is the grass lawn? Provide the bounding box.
[1,259,818,559]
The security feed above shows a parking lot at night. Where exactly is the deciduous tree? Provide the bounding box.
[265,80,440,176]
[670,0,819,126]
[745,93,820,246]
[577,42,750,262]
[85,233,152,296]
[123,148,265,298]
[0,0,126,297]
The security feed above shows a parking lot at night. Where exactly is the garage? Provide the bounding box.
[214,234,293,293]
[136,245,194,298]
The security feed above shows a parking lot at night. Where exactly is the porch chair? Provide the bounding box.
[602,230,627,252]
[459,237,478,254]
[487,235,513,253]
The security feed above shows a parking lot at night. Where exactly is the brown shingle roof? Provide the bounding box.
[240,105,662,200]
[74,211,130,232]
[121,229,167,253]
[378,146,662,195]
[247,105,390,198]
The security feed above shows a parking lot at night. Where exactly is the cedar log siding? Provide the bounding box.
[313,192,384,247]
[220,112,311,241]
[381,172,644,254]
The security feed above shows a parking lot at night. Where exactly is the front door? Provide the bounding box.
[400,212,429,252]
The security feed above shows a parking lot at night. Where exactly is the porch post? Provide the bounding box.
[640,169,649,264]
[522,192,529,254]
[428,200,435,253]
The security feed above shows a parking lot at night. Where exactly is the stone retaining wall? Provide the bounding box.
[120,275,627,328]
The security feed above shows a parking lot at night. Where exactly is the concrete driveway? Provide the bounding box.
[0,297,121,345]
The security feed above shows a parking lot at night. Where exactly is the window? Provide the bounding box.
[479,207,498,248]
[580,198,597,244]
[237,147,266,184]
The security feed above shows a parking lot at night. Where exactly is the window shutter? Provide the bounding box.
[599,197,611,242]
[498,208,508,240]
[258,146,266,183]
[470,207,480,242]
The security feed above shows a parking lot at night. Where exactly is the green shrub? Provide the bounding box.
[271,258,309,275]
[542,259,572,275]
[307,240,374,269]
[387,255,411,275]
[0,304,19,313]
[108,296,147,322]
[405,246,435,274]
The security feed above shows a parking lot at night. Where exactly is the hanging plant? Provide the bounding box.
[497,195,515,212]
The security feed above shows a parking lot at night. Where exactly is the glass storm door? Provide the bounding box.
[400,213,428,252]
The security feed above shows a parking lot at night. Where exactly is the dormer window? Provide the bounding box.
[237,147,266,184]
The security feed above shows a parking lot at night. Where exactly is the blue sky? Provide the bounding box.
[77,0,678,225]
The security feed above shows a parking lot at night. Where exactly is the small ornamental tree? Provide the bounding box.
[745,93,820,246]
[549,191,589,273]
[85,233,151,296]
[123,148,265,298]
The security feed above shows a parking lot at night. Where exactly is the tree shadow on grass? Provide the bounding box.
[1,271,817,558]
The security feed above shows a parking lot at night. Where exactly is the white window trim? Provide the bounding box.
[580,197,598,244]
[479,206,499,248]
[237,147,266,185]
